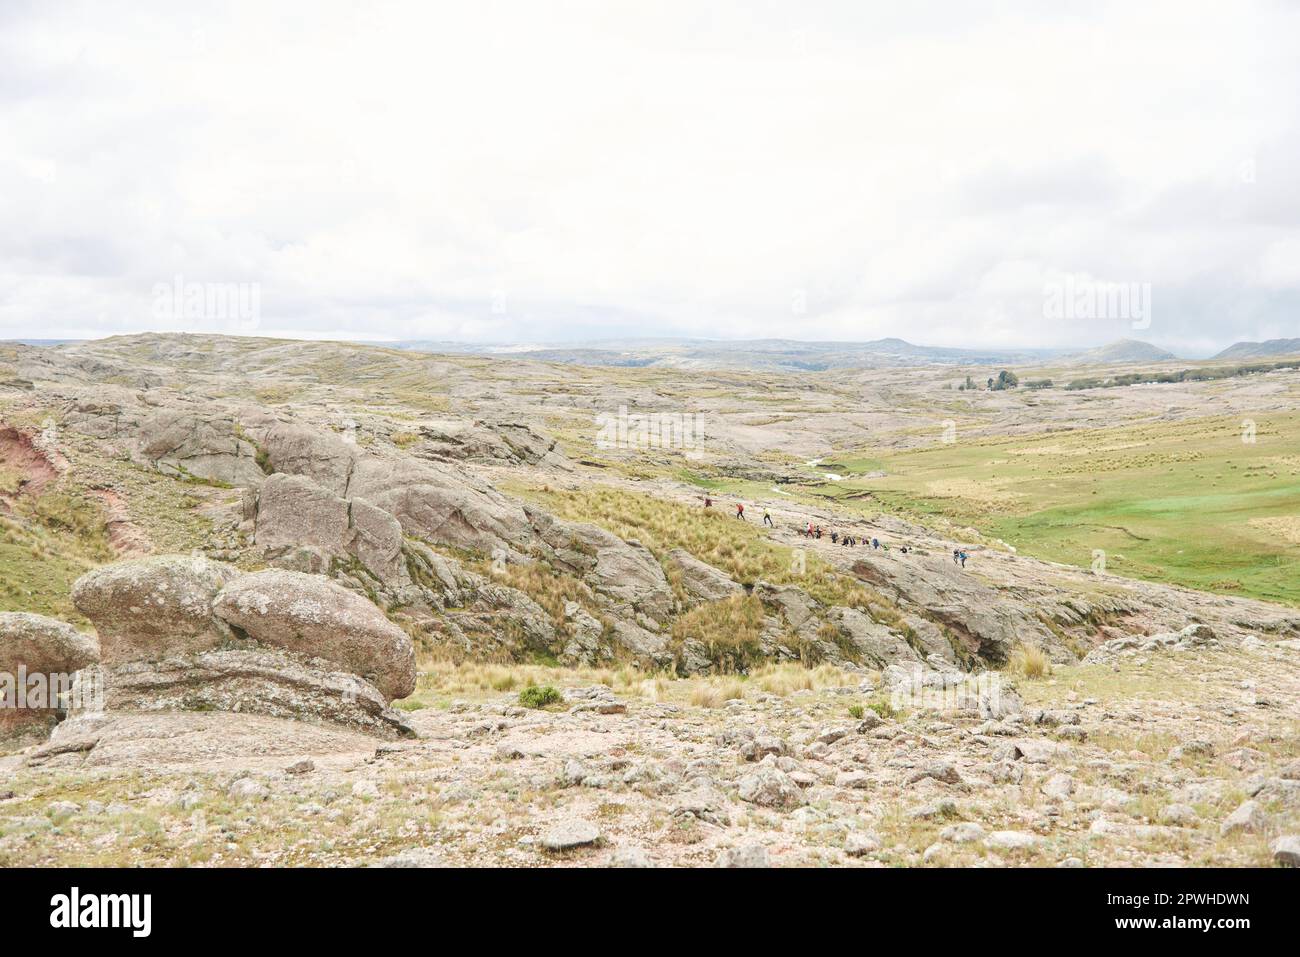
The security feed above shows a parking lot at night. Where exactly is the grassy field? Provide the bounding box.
[813,413,1300,606]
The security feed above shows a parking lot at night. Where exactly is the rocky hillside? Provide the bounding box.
[2,334,1298,867]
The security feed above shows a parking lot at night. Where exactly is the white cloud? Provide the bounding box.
[1,0,1297,354]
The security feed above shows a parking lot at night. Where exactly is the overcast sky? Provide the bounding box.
[2,0,1298,355]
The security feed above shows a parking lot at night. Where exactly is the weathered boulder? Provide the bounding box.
[666,548,742,604]
[212,569,415,700]
[565,524,673,620]
[825,607,921,667]
[348,498,408,586]
[134,410,266,487]
[0,612,100,674]
[92,648,414,740]
[610,619,672,666]
[752,581,822,637]
[252,474,410,587]
[851,556,1055,663]
[0,613,101,746]
[254,473,351,554]
[352,459,535,557]
[72,555,240,664]
[262,422,357,496]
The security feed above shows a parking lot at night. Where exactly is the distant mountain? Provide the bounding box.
[380,336,1059,372]
[1065,339,1177,364]
[1213,338,1300,360]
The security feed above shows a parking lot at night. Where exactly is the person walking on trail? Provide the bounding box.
[871,537,879,550]
[953,548,960,565]
[959,550,967,568]
[703,496,712,509]
[830,531,839,544]
[806,521,814,538]
[763,510,774,527]
[735,503,746,520]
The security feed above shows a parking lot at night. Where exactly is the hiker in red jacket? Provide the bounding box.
[735,503,746,520]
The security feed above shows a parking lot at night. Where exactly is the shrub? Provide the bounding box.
[518,685,563,709]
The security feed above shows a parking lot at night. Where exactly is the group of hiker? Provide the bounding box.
[703,496,969,567]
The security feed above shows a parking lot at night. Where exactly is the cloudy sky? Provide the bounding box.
[2,0,1297,355]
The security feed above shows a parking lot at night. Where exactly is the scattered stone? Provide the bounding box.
[285,759,315,776]
[940,822,985,843]
[844,831,881,857]
[906,760,962,786]
[714,844,769,868]
[834,770,872,790]
[540,819,602,851]
[1220,799,1266,836]
[228,778,270,802]
[986,830,1038,850]
[1272,835,1300,868]
[737,765,806,810]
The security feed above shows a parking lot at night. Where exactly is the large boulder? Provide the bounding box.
[262,422,357,496]
[667,548,742,604]
[72,555,240,664]
[0,612,100,674]
[212,569,415,700]
[93,648,414,740]
[133,410,265,486]
[566,524,674,621]
[0,613,101,747]
[825,607,922,667]
[254,473,351,554]
[252,474,410,586]
[352,460,535,557]
[752,581,822,637]
[347,498,408,586]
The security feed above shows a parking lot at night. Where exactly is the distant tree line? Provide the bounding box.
[1063,359,1298,391]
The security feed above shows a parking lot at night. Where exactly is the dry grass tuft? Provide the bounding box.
[689,679,746,708]
[1008,644,1051,679]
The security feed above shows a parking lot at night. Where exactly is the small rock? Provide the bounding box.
[611,846,655,868]
[540,819,602,851]
[228,778,270,802]
[844,831,881,857]
[986,830,1038,850]
[285,759,315,776]
[1042,773,1075,800]
[834,770,872,790]
[1272,835,1300,867]
[1160,803,1198,826]
[1220,799,1266,836]
[714,844,770,868]
[940,821,985,844]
